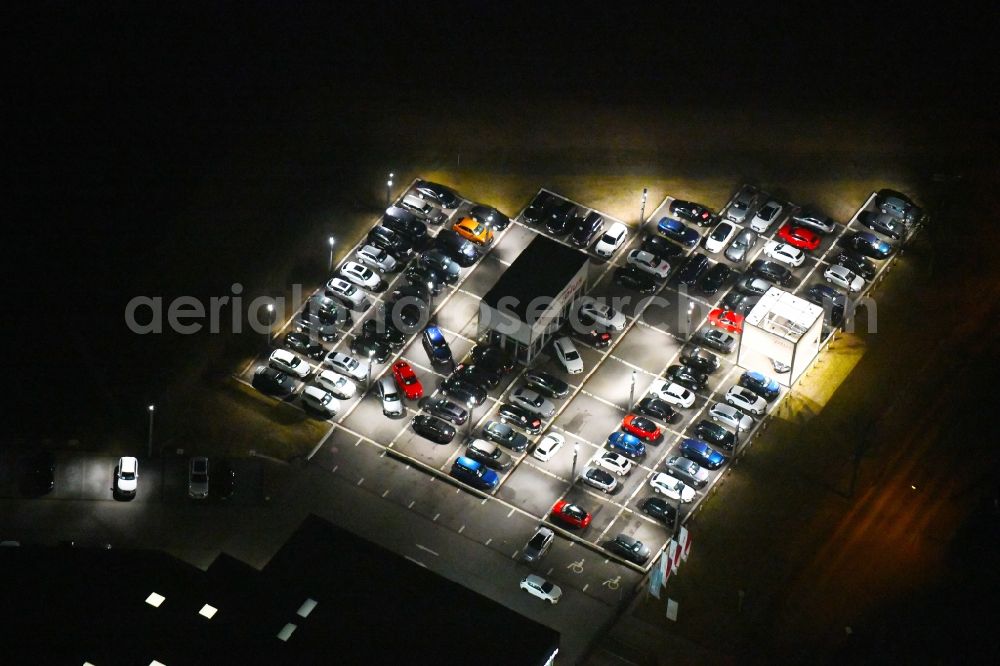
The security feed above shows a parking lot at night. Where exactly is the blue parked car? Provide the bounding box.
[607,431,646,459]
[680,438,727,470]
[451,456,500,491]
[846,231,892,260]
[422,325,453,368]
[738,371,781,402]
[657,217,701,248]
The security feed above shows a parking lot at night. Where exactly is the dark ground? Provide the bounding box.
[5,4,997,662]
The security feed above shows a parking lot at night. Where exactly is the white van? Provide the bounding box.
[377,375,404,417]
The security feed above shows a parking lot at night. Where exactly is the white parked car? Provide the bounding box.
[269,349,311,379]
[520,574,562,604]
[356,244,398,273]
[724,386,767,416]
[578,297,626,331]
[533,432,565,461]
[823,264,865,292]
[648,379,695,408]
[314,369,357,400]
[750,200,783,233]
[323,351,368,382]
[301,385,341,416]
[188,457,209,499]
[626,250,671,279]
[340,261,381,289]
[703,220,738,253]
[553,336,584,374]
[115,456,139,496]
[763,241,805,267]
[593,222,628,258]
[709,403,754,431]
[511,387,556,418]
[377,375,404,417]
[593,451,633,476]
[649,472,696,502]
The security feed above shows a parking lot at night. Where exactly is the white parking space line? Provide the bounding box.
[404,556,427,568]
[577,389,628,414]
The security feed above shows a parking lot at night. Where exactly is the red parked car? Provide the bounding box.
[708,308,744,334]
[551,500,592,529]
[777,223,820,251]
[391,361,424,400]
[622,414,662,441]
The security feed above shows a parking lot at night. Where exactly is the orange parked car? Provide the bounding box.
[452,217,494,246]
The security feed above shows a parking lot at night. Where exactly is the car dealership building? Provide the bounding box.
[738,287,824,387]
[479,235,590,365]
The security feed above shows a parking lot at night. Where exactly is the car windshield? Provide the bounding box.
[565,351,580,361]
[541,581,554,593]
[121,470,135,480]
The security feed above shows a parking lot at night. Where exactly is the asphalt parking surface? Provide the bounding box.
[233,180,915,614]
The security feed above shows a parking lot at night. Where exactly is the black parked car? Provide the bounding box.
[641,235,684,261]
[470,345,515,375]
[482,420,529,452]
[452,363,502,390]
[434,229,479,267]
[699,263,732,295]
[546,200,577,235]
[383,207,429,243]
[418,397,468,425]
[669,199,715,226]
[361,318,406,350]
[367,225,413,259]
[614,266,658,293]
[412,415,457,444]
[694,420,736,451]
[439,376,487,406]
[404,264,446,295]
[283,332,326,359]
[21,450,56,496]
[721,291,759,315]
[523,370,570,399]
[637,396,679,423]
[699,328,736,353]
[469,204,511,231]
[414,180,460,209]
[570,211,604,247]
[748,259,793,286]
[680,344,720,373]
[522,191,557,225]
[858,210,904,240]
[665,364,708,392]
[497,403,543,434]
[252,366,295,397]
[831,250,877,280]
[640,497,676,526]
[677,253,709,286]
[349,332,391,363]
[214,459,236,499]
[418,250,461,283]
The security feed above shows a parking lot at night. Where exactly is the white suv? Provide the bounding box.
[649,379,695,408]
[553,337,583,374]
[324,352,368,382]
[301,385,341,416]
[377,375,404,417]
[593,222,628,257]
[115,457,138,497]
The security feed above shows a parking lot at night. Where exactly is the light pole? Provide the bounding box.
[734,420,742,455]
[686,301,695,341]
[146,404,155,458]
[427,281,435,316]
[366,349,375,389]
[266,303,275,346]
[328,236,335,272]
[628,369,636,411]
[466,399,476,441]
[570,443,579,487]
[640,187,648,225]
[386,172,394,208]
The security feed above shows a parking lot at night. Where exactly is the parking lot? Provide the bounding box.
[235,178,917,607]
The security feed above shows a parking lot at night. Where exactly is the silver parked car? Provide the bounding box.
[724,227,758,263]
[725,185,758,224]
[664,455,709,489]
